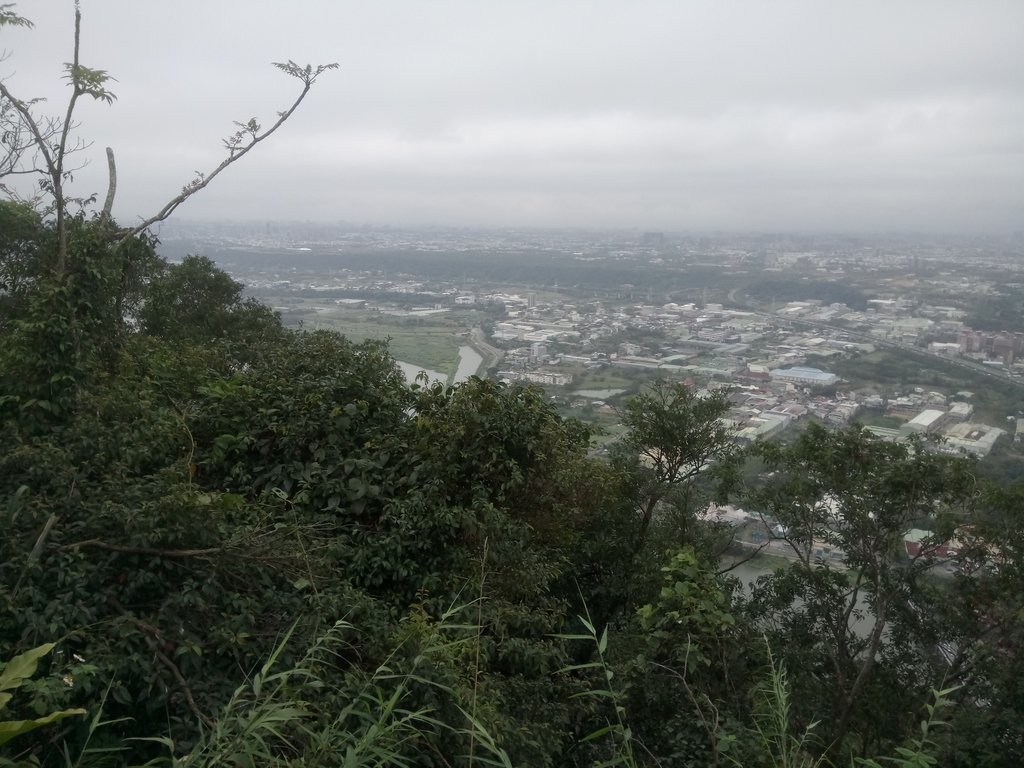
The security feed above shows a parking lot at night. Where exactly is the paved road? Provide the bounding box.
[469,327,503,371]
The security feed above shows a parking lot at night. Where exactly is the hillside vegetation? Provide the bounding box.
[2,4,1022,765]
[1,207,1023,767]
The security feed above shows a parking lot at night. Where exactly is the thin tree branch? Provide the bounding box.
[123,62,336,240]
[716,540,769,575]
[101,145,116,218]
[0,81,61,201]
[0,167,47,176]
[829,594,888,756]
[50,3,87,275]
[59,539,225,558]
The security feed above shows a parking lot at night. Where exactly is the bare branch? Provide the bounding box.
[0,167,45,176]
[716,540,769,575]
[0,81,60,190]
[50,3,87,273]
[59,538,226,559]
[0,4,116,273]
[123,61,338,240]
[3,2,335,281]
[101,145,115,218]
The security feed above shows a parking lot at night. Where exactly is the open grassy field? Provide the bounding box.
[271,300,490,374]
[854,411,906,430]
[831,350,1023,425]
[568,365,666,393]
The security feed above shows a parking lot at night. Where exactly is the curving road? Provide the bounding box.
[469,327,503,372]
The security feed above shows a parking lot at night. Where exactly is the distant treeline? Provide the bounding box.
[172,244,752,302]
[964,290,1024,333]
[743,278,870,310]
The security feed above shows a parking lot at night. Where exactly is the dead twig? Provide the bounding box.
[60,539,225,558]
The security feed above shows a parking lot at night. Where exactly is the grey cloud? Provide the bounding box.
[3,1,1023,232]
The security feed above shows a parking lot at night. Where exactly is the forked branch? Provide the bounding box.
[1,2,116,274]
[2,4,336,258]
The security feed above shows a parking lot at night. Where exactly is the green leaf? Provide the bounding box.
[580,724,616,743]
[0,708,87,747]
[0,643,55,695]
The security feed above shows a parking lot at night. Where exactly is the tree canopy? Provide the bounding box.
[1,3,1022,768]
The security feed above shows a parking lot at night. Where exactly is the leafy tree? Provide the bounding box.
[939,481,1024,768]
[740,424,979,760]
[407,378,614,764]
[0,213,163,426]
[616,382,735,556]
[140,255,283,353]
[4,4,1024,766]
[622,549,758,767]
[0,201,45,331]
[0,1,335,412]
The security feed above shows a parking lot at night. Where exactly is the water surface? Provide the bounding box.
[453,345,483,383]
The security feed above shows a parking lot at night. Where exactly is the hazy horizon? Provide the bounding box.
[4,1,1023,234]
[155,217,1024,242]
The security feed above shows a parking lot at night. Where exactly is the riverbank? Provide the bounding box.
[398,343,487,388]
[469,327,503,372]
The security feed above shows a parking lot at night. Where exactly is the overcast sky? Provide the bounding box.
[3,1,1023,233]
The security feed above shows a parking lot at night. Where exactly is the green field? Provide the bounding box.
[567,365,668,393]
[830,349,1024,425]
[271,300,488,374]
[854,411,906,430]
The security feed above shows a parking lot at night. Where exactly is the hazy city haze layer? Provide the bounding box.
[5,0,1023,232]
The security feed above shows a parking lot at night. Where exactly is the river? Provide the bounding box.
[397,345,483,388]
[453,345,483,383]
[395,361,446,387]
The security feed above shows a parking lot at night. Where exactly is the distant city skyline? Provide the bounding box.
[156,218,1023,244]
[4,1,1024,234]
